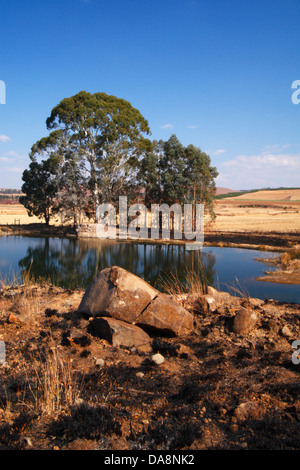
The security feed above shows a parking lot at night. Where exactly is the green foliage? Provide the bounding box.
[19,159,60,225]
[46,91,152,221]
[139,134,218,220]
[20,92,219,226]
[215,190,258,199]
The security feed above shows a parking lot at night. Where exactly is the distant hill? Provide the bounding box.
[227,188,300,201]
[216,187,300,201]
[215,187,239,195]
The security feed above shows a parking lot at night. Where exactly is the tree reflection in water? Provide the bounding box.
[18,237,216,290]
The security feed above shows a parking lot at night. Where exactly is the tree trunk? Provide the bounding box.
[94,183,100,223]
[44,211,50,226]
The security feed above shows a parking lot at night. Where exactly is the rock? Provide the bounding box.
[95,358,105,367]
[78,266,158,322]
[206,286,231,302]
[136,371,145,378]
[78,266,194,336]
[199,287,236,313]
[151,353,164,365]
[248,298,265,308]
[88,317,152,352]
[135,293,194,336]
[200,295,218,313]
[23,437,33,447]
[233,401,260,421]
[233,307,258,335]
[281,325,293,338]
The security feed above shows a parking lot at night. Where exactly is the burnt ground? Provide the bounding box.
[0,283,299,451]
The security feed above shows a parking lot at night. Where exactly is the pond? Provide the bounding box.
[0,235,299,304]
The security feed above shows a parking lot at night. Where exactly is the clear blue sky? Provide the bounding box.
[1,0,299,190]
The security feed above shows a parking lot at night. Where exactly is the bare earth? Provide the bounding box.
[0,282,299,450]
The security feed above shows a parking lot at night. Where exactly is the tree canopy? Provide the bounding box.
[20,158,60,225]
[20,92,218,227]
[45,91,152,221]
[139,135,218,220]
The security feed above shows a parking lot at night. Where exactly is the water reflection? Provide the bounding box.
[0,235,296,302]
[18,237,216,290]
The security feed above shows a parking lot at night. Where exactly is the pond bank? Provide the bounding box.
[1,223,299,252]
[256,251,300,285]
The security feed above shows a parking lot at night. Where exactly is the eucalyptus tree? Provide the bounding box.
[19,157,60,225]
[139,135,218,229]
[139,140,164,207]
[184,144,218,221]
[46,91,152,221]
[159,135,188,205]
[28,129,90,224]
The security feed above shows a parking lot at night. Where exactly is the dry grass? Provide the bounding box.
[158,264,208,297]
[209,200,300,233]
[26,346,82,417]
[280,249,300,266]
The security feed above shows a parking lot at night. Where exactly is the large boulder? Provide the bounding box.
[135,293,194,336]
[78,266,158,323]
[78,266,194,336]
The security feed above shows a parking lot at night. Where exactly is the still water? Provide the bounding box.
[0,235,299,303]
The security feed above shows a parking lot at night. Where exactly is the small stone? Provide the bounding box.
[95,358,105,367]
[281,325,293,338]
[23,437,33,447]
[234,401,260,421]
[136,372,144,378]
[151,353,164,365]
[233,308,257,335]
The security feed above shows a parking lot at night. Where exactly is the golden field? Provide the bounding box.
[210,200,300,233]
[225,188,300,202]
[0,204,61,226]
[210,188,300,233]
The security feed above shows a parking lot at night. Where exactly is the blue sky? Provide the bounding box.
[0,0,299,190]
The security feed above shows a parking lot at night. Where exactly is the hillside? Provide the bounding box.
[215,187,237,196]
[225,188,300,202]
